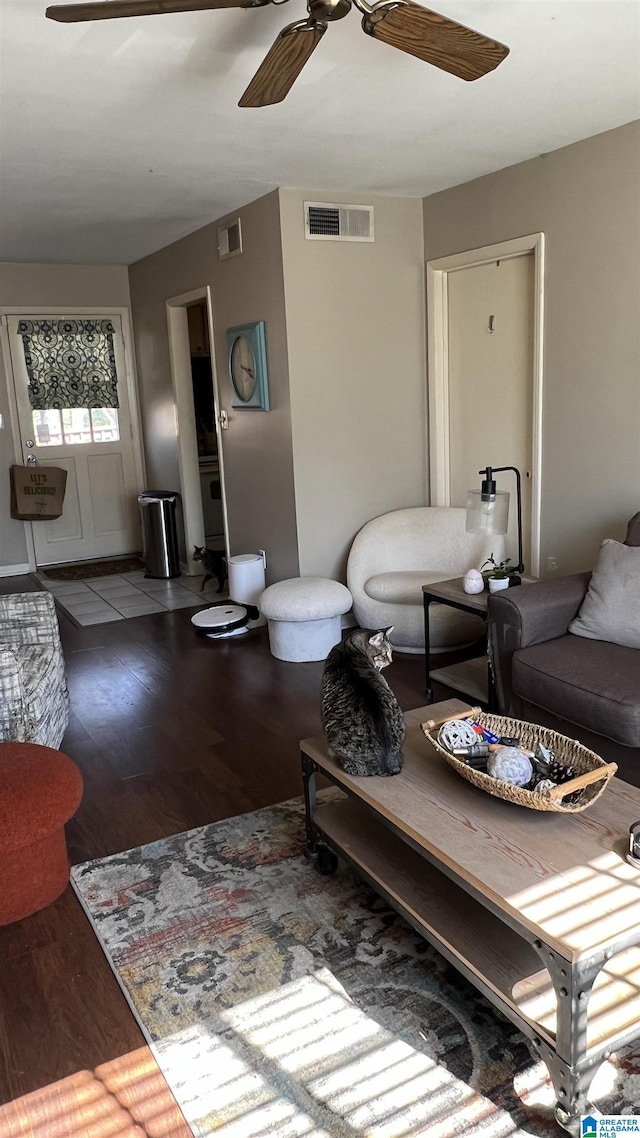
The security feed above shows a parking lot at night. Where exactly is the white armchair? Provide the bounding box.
[0,592,69,747]
[347,507,505,654]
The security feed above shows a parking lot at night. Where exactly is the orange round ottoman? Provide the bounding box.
[0,743,83,925]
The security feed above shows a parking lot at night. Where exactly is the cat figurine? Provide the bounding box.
[321,626,405,777]
[193,545,228,593]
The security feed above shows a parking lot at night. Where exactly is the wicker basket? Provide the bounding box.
[421,707,617,813]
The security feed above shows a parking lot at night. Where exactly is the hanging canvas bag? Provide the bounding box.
[10,464,67,521]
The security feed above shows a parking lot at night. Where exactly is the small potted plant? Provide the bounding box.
[481,553,520,592]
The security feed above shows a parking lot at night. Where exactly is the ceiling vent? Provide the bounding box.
[218,218,242,261]
[304,202,374,242]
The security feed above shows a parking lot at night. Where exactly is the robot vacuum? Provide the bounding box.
[191,602,250,639]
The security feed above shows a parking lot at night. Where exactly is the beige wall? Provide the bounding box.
[279,190,427,580]
[129,188,428,587]
[128,191,300,583]
[423,121,640,575]
[0,263,132,570]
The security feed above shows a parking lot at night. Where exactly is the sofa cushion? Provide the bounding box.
[568,539,640,649]
[512,634,640,746]
[365,571,450,605]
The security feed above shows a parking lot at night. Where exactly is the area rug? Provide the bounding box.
[71,794,640,1138]
[41,556,145,580]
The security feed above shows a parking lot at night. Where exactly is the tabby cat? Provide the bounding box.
[193,545,228,593]
[321,627,405,777]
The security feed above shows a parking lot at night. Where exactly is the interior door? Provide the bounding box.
[8,314,141,566]
[447,255,535,571]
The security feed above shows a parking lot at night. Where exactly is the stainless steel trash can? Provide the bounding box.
[138,491,180,579]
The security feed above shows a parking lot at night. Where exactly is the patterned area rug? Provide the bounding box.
[41,556,145,580]
[71,794,640,1138]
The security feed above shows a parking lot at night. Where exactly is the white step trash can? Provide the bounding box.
[227,553,266,624]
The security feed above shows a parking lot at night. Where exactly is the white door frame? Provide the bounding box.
[0,305,146,573]
[166,286,229,575]
[426,233,545,577]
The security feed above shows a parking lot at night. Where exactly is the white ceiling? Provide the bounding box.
[1,0,639,265]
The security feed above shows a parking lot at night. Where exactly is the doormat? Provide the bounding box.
[41,556,145,580]
[71,794,639,1138]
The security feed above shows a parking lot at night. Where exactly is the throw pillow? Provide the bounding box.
[569,539,640,649]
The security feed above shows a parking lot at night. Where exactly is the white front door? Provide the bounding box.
[8,314,142,566]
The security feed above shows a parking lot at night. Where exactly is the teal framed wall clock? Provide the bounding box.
[226,321,270,410]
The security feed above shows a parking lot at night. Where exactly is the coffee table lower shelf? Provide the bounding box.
[308,793,640,1127]
[314,795,554,1043]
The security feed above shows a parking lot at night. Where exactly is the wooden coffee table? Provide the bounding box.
[300,698,640,1129]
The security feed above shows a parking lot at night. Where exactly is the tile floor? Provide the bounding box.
[35,569,228,626]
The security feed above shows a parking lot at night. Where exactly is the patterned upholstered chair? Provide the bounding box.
[0,592,69,748]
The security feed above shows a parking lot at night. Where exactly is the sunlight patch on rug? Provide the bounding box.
[71,794,640,1138]
[154,970,528,1138]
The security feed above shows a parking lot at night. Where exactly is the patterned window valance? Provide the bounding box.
[18,319,120,410]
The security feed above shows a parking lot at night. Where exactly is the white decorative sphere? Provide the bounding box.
[438,719,477,751]
[463,568,484,595]
[487,747,533,787]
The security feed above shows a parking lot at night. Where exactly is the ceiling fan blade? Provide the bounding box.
[362,1,509,80]
[46,0,266,23]
[239,20,326,107]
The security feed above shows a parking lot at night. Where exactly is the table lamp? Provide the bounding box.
[465,465,524,574]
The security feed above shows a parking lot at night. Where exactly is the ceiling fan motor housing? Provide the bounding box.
[309,0,351,22]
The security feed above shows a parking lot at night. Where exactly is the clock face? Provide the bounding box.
[226,322,269,411]
[230,336,257,402]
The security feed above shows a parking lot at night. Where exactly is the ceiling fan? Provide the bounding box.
[45,0,509,107]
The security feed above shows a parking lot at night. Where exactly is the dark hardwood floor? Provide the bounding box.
[0,577,443,1105]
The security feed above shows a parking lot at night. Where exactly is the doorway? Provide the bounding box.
[447,254,534,571]
[427,234,545,577]
[187,302,225,549]
[166,287,229,576]
[2,309,145,568]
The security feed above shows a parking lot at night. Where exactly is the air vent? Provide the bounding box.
[304,202,374,242]
[218,218,242,261]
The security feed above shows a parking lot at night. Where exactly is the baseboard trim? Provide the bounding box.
[0,562,33,577]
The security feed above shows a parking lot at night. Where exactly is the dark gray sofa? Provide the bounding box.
[488,513,640,787]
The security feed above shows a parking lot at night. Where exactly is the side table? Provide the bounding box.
[422,577,495,708]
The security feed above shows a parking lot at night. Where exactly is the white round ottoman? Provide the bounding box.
[259,577,352,662]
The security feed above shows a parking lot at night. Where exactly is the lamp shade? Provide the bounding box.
[465,489,510,535]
